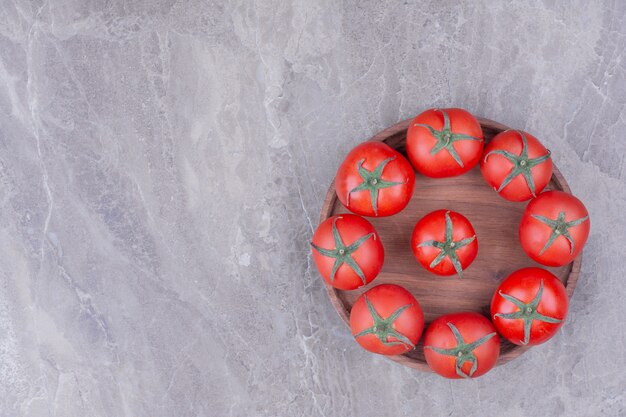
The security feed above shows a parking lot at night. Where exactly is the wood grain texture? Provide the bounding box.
[319,117,581,372]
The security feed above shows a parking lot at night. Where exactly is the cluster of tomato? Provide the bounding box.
[311,108,591,379]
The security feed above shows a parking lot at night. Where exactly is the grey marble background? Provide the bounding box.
[0,0,624,416]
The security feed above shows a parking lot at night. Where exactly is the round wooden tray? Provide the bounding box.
[319,116,581,371]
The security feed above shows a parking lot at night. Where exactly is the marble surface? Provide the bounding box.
[0,1,624,416]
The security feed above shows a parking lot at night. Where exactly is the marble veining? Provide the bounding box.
[0,1,624,416]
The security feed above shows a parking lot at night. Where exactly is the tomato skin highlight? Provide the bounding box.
[424,312,500,379]
[490,267,568,346]
[406,108,484,178]
[519,191,590,267]
[350,284,424,356]
[411,210,478,277]
[311,214,384,290]
[335,141,416,217]
[480,130,553,202]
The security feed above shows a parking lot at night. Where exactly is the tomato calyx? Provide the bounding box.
[425,322,496,378]
[413,109,482,168]
[310,217,375,284]
[483,130,551,197]
[494,279,563,345]
[531,211,589,255]
[416,211,476,279]
[353,295,415,349]
[347,156,407,216]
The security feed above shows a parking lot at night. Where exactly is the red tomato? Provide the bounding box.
[406,108,484,178]
[335,141,415,217]
[491,267,568,346]
[519,191,590,266]
[424,312,500,379]
[411,210,478,279]
[311,214,384,290]
[481,130,553,202]
[350,284,424,355]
